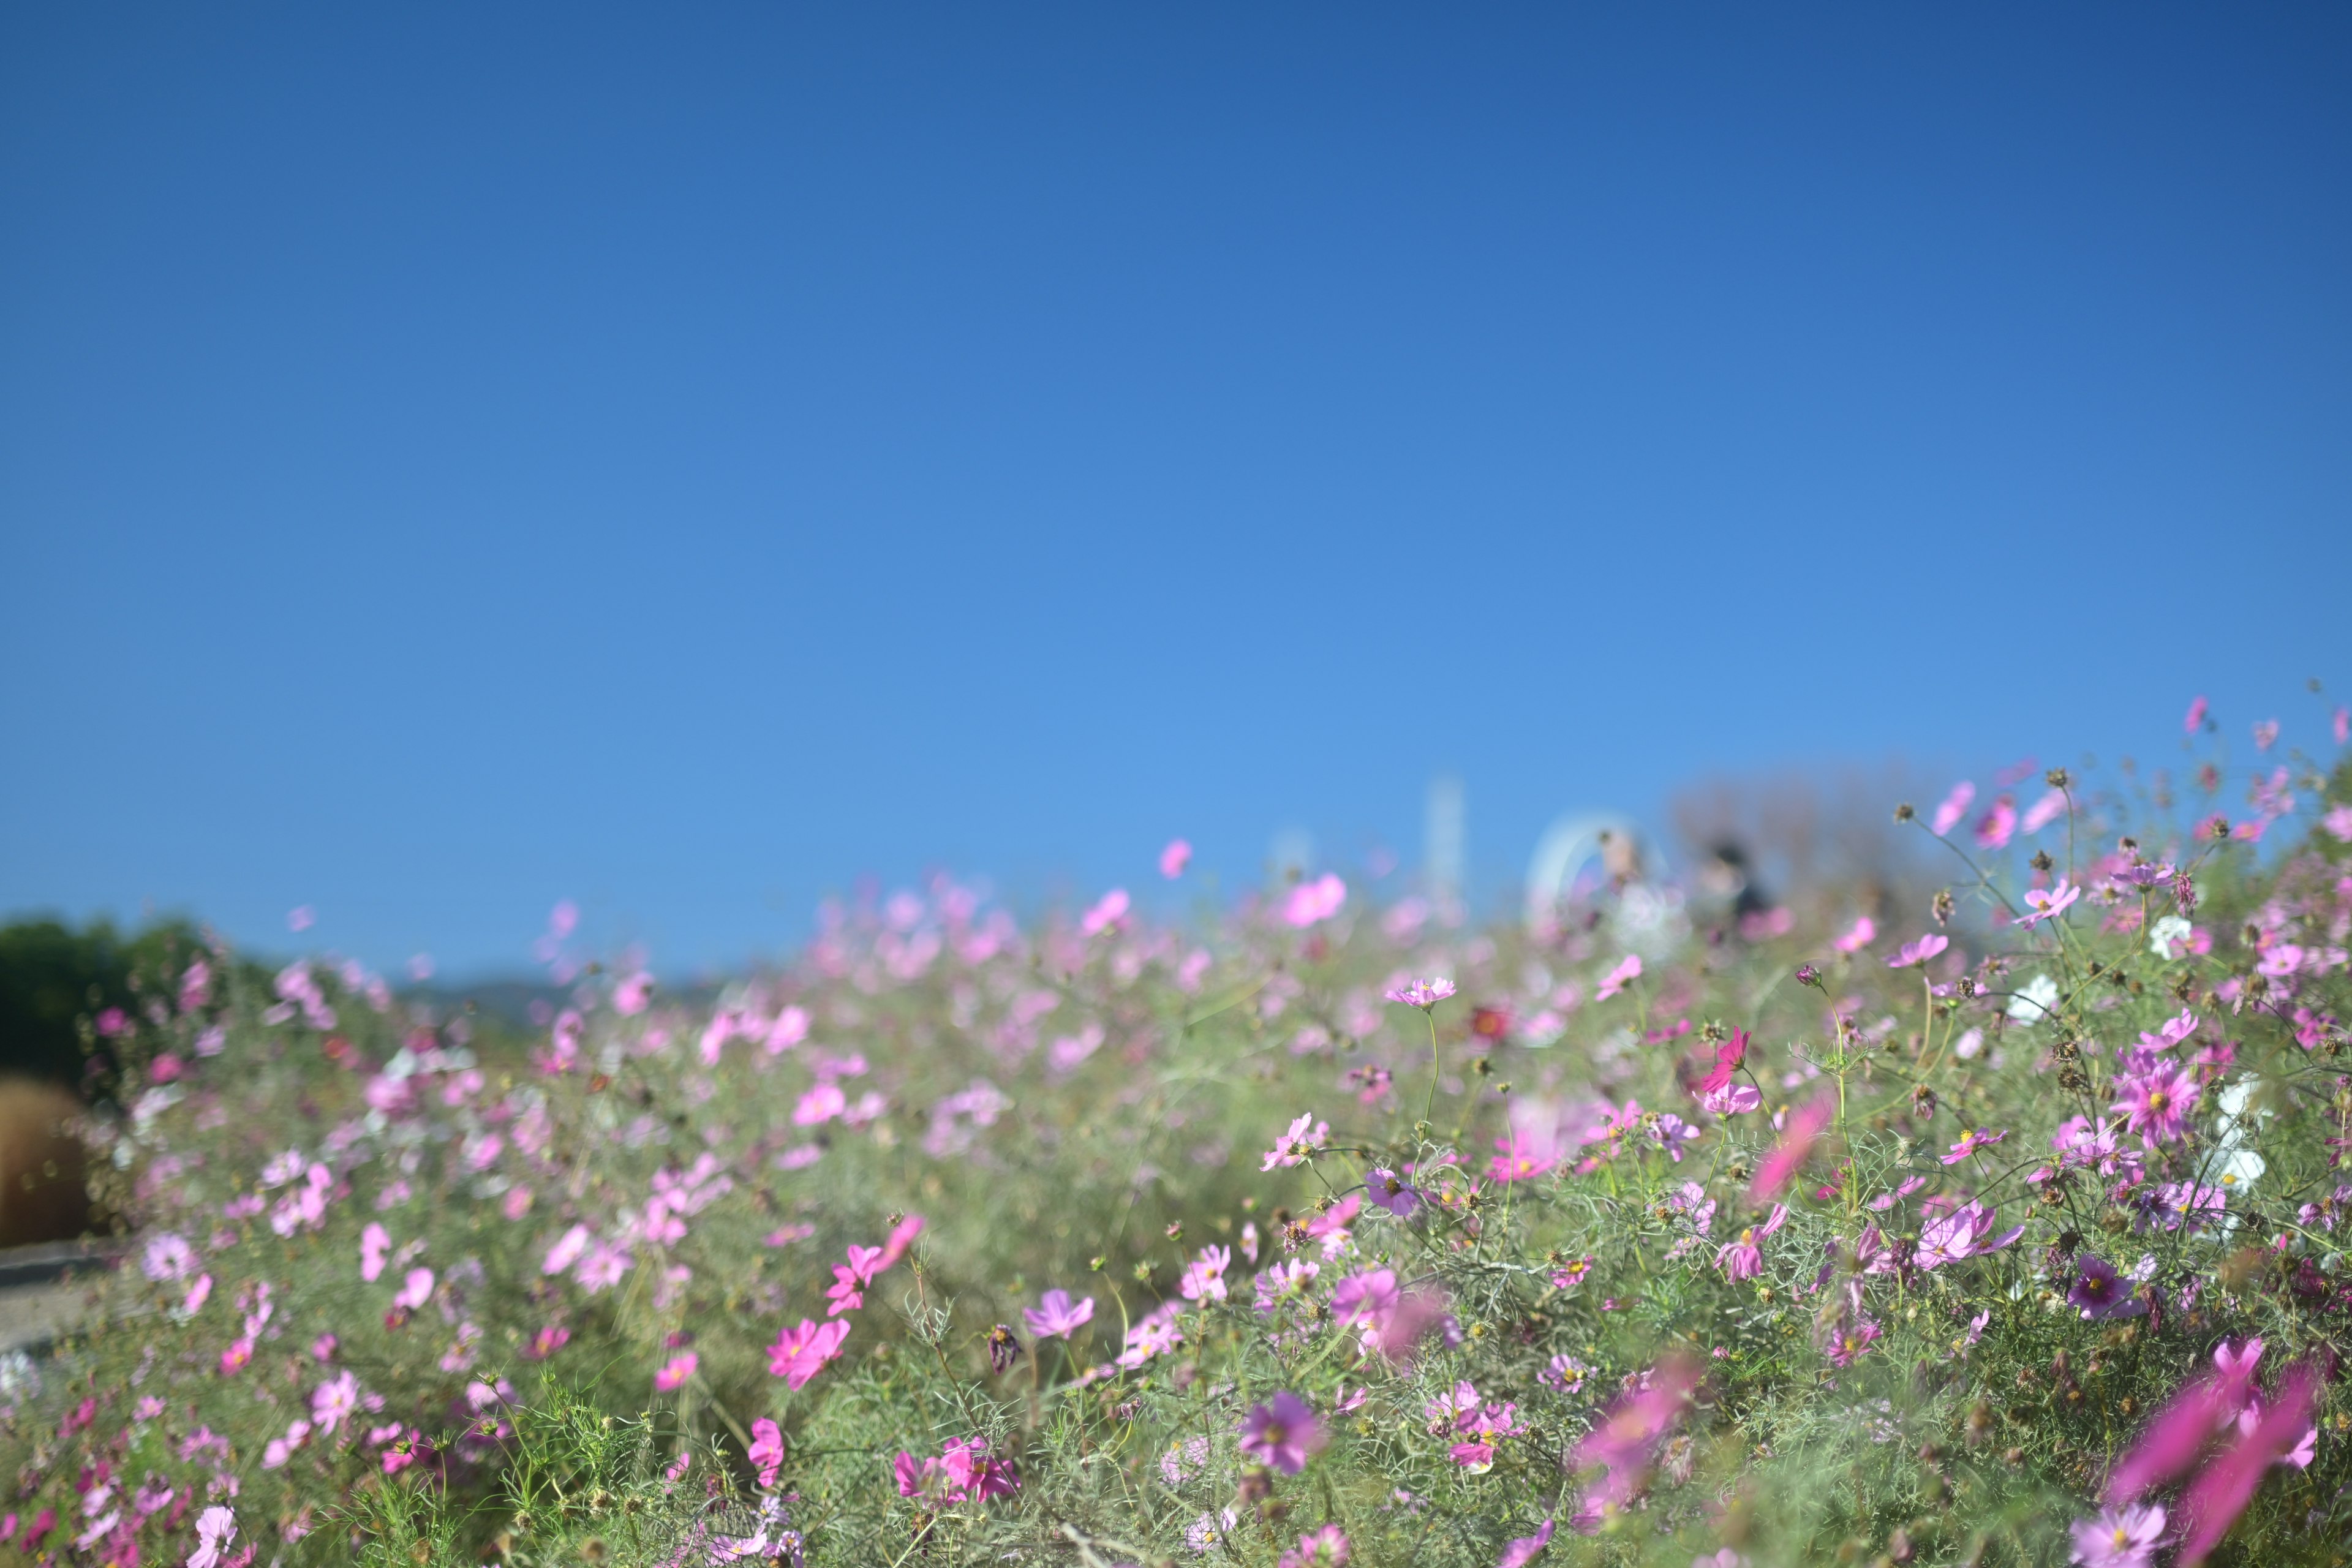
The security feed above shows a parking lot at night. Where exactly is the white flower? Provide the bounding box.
[2149,915,2193,960]
[2007,974,2060,1023]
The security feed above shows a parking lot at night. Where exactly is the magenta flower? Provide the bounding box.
[1594,956,1642,1000]
[1159,838,1192,878]
[1022,1289,1095,1340]
[2176,1361,2320,1563]
[2017,878,2081,928]
[654,1352,697,1392]
[1887,933,1949,970]
[1496,1520,1555,1567]
[1384,977,1457,1009]
[2068,1502,2165,1568]
[2066,1254,2144,1321]
[1823,1317,1882,1367]
[1973,795,2017,851]
[1237,1392,1326,1474]
[1833,916,1875,954]
[1278,1523,1351,1568]
[1713,1204,1786,1281]
[1331,1267,1400,1330]
[767,1317,851,1389]
[2184,695,2208,734]
[748,1417,785,1489]
[1940,1126,2007,1164]
[1747,1095,1834,1204]
[2112,1066,2198,1147]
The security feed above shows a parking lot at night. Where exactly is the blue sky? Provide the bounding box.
[4,4,2348,976]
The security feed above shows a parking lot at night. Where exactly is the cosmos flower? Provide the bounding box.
[1023,1289,1095,1340]
[1159,839,1193,878]
[1237,1392,1326,1474]
[2066,1254,2144,1321]
[2018,880,2082,928]
[654,1352,697,1392]
[2112,1066,2198,1147]
[1940,1127,2007,1164]
[2068,1503,2165,1568]
[1713,1205,1786,1281]
[767,1319,851,1389]
[1384,977,1457,1009]
[1595,956,1643,1000]
[1887,933,1949,970]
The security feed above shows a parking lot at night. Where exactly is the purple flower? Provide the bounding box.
[1384,977,1457,1009]
[1022,1289,1095,1340]
[1237,1392,1326,1474]
[2066,1254,2144,1321]
[1364,1167,1420,1216]
[2068,1502,2165,1568]
[1713,1205,1785,1281]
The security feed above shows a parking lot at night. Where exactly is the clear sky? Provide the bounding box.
[4,4,2348,977]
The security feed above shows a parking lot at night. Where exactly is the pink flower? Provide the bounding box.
[219,1337,253,1376]
[2176,1360,2320,1563]
[287,905,314,932]
[1080,888,1130,936]
[1887,933,1950,970]
[1023,1289,1095,1340]
[543,1224,591,1276]
[1159,839,1193,878]
[393,1267,434,1310]
[877,1213,927,1268]
[2018,878,2081,927]
[613,971,654,1015]
[1594,956,1642,1000]
[1823,1317,1882,1366]
[1915,1201,2024,1268]
[748,1417,785,1488]
[654,1352,697,1392]
[187,1505,238,1568]
[767,1318,851,1389]
[1748,1095,1834,1204]
[1713,1204,1785,1281]
[1833,916,1875,954]
[1281,873,1347,927]
[1496,1520,1555,1567]
[2068,1502,2165,1568]
[1179,1244,1232,1303]
[1329,1268,1401,1330]
[1278,1523,1351,1568]
[2252,718,2279,752]
[1262,1112,1330,1170]
[1940,1126,2007,1164]
[1701,1082,1761,1115]
[1930,781,1976,837]
[2184,695,2207,734]
[1237,1392,1325,1474]
[525,1324,570,1360]
[310,1372,359,1433]
[2022,787,2068,834]
[793,1082,846,1126]
[1973,795,2017,851]
[2112,1066,2199,1147]
[1384,977,1457,1009]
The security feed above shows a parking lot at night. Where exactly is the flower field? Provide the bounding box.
[9,701,2352,1567]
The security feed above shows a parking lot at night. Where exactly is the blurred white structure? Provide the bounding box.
[1425,774,1464,917]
